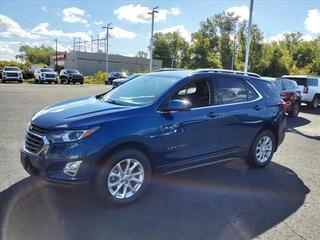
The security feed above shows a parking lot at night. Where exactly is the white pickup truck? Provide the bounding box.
[282,75,320,109]
[1,66,23,83]
[34,68,58,84]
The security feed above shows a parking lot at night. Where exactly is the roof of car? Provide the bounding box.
[282,75,320,78]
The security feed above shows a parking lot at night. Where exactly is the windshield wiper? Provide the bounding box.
[106,99,129,106]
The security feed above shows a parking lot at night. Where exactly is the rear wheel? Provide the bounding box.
[95,149,151,206]
[309,95,319,109]
[245,130,275,168]
[289,102,300,117]
[2,80,6,83]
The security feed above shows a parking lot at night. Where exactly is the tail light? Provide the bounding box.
[280,99,287,111]
[303,86,308,94]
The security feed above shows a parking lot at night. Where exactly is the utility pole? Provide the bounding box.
[73,37,75,51]
[54,38,58,71]
[102,23,113,77]
[78,37,81,52]
[148,6,159,72]
[231,22,238,70]
[91,36,93,52]
[244,0,254,73]
[97,34,100,52]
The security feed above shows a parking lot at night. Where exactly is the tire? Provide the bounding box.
[245,130,275,168]
[289,102,300,117]
[55,81,58,84]
[309,95,319,109]
[94,149,151,206]
[80,81,84,85]
[19,80,23,83]
[2,80,5,83]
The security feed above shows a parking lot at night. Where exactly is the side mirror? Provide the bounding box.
[163,99,192,112]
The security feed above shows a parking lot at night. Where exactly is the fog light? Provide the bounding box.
[63,161,82,177]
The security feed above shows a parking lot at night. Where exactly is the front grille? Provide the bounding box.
[30,123,48,134]
[45,74,56,78]
[7,72,18,77]
[25,131,44,154]
[72,75,82,80]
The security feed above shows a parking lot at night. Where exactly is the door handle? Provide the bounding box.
[207,112,219,118]
[254,105,263,110]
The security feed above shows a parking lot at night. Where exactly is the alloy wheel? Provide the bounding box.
[256,136,273,163]
[107,158,144,199]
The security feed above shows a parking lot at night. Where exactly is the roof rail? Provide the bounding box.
[194,68,261,78]
[152,68,187,72]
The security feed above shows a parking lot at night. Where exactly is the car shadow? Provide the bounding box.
[286,108,320,141]
[0,160,309,240]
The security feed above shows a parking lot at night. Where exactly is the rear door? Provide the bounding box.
[210,75,264,153]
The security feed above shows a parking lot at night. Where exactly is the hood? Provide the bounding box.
[3,71,21,73]
[32,96,135,129]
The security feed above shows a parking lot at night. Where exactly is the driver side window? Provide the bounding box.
[172,79,212,108]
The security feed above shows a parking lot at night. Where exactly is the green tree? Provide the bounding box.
[16,45,54,65]
[135,50,148,58]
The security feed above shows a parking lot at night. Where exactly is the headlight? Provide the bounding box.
[47,126,100,143]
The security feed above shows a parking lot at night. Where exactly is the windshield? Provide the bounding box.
[40,68,54,72]
[4,67,20,71]
[127,74,140,80]
[102,74,181,106]
[66,69,80,74]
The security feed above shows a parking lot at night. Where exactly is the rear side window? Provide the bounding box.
[283,80,292,90]
[307,78,318,86]
[255,81,280,99]
[215,78,257,105]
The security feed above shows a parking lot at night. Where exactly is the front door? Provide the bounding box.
[159,77,220,167]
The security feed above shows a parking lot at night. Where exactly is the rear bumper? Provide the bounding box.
[277,116,286,148]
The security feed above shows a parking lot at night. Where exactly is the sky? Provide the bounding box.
[0,0,319,60]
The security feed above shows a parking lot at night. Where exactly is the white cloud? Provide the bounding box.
[0,41,15,55]
[264,31,315,43]
[156,25,191,43]
[304,9,320,34]
[62,7,88,24]
[114,4,180,24]
[41,6,48,12]
[99,26,137,39]
[93,21,103,26]
[225,5,250,21]
[31,22,91,40]
[0,14,39,39]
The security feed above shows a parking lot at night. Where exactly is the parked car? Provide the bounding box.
[34,68,58,84]
[282,75,320,109]
[21,71,286,205]
[106,72,126,85]
[112,73,142,89]
[274,78,301,117]
[60,69,84,84]
[1,66,23,83]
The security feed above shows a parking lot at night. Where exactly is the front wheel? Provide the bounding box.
[95,149,151,206]
[245,130,275,168]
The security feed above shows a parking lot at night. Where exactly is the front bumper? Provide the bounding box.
[20,137,104,186]
[3,76,23,80]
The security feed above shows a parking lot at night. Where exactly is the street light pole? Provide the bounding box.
[102,23,113,78]
[54,38,58,71]
[244,0,254,73]
[148,6,159,72]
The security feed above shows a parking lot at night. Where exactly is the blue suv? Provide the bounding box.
[21,70,286,205]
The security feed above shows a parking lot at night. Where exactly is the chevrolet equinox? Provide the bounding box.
[21,70,286,205]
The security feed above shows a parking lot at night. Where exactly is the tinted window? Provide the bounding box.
[215,78,247,104]
[172,79,211,108]
[255,81,280,99]
[274,80,282,91]
[307,78,318,86]
[246,83,259,101]
[40,68,54,72]
[4,67,20,71]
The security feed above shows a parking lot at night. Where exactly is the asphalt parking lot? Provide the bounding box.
[0,83,319,240]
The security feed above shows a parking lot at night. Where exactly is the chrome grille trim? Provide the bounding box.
[23,129,49,155]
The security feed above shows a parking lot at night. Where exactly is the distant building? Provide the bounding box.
[50,51,162,75]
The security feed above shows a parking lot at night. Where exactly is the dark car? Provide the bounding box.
[274,78,301,117]
[106,72,126,85]
[112,73,142,89]
[21,71,286,205]
[60,69,84,84]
